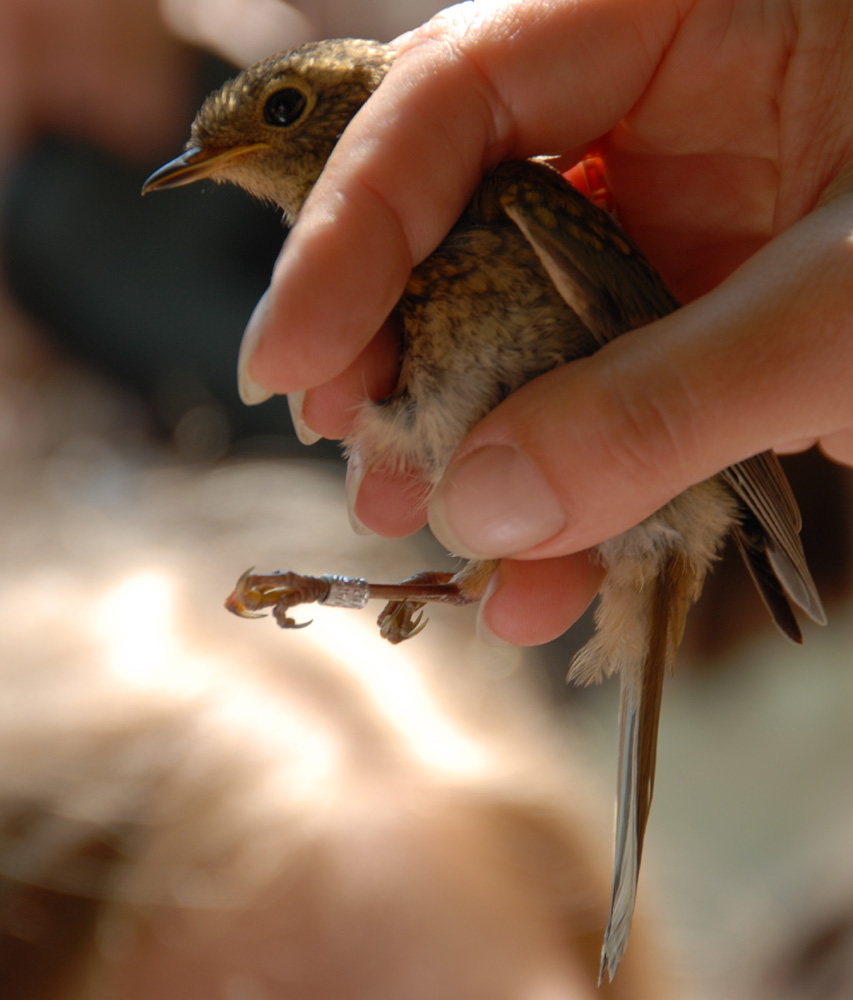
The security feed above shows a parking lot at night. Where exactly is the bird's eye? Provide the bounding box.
[263,88,308,128]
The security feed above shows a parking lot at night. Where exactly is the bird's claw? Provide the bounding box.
[225,568,330,630]
[224,568,269,618]
[272,609,313,630]
[378,601,428,644]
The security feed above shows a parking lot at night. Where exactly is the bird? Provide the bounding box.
[143,37,827,980]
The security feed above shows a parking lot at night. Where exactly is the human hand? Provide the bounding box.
[236,0,853,645]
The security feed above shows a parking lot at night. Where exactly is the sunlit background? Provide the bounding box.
[1,2,852,998]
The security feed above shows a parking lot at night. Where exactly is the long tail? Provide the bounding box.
[571,551,695,983]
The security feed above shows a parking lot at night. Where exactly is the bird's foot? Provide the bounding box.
[375,571,464,644]
[225,567,480,642]
[225,568,342,629]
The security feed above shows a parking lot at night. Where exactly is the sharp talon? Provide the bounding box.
[378,602,429,644]
[408,609,424,628]
[273,611,314,630]
[225,567,269,618]
[377,602,404,639]
[403,610,427,639]
[394,605,426,639]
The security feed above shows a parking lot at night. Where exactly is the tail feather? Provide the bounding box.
[596,552,693,983]
[570,469,822,981]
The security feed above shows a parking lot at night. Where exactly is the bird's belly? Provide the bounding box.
[345,224,599,484]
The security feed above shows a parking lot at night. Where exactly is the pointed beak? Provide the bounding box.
[141,142,270,194]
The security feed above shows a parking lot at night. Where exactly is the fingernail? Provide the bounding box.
[345,446,375,536]
[287,392,322,445]
[476,572,509,648]
[428,446,565,558]
[237,291,275,405]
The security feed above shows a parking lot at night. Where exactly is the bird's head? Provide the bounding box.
[142,39,394,221]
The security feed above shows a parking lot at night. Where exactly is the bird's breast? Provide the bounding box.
[345,211,600,484]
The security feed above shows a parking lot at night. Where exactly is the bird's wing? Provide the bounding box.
[495,159,680,345]
[722,453,827,629]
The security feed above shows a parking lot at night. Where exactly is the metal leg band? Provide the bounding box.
[319,575,370,610]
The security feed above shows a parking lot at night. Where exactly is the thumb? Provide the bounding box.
[427,193,853,560]
[426,322,717,560]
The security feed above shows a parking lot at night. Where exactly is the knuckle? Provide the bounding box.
[592,344,704,494]
[395,6,517,166]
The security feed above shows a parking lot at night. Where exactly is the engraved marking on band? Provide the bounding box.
[319,575,370,609]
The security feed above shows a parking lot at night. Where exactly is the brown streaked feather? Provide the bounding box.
[634,581,666,859]
[722,454,826,626]
[600,551,693,982]
[635,550,693,866]
[731,519,803,642]
[497,160,680,345]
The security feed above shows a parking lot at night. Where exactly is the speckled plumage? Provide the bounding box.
[144,38,826,981]
[360,166,601,480]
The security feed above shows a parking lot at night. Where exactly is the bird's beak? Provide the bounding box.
[141,143,270,194]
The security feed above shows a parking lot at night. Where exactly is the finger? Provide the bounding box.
[479,554,604,647]
[819,428,853,467]
[774,437,819,455]
[300,319,401,440]
[429,190,853,559]
[347,461,429,538]
[242,0,678,394]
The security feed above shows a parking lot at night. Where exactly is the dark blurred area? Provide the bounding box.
[0,0,444,458]
[2,56,306,458]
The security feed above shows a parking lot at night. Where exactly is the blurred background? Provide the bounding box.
[1,1,853,998]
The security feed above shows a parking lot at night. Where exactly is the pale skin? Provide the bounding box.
[237,0,853,646]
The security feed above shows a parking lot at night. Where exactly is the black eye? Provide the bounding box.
[263,88,308,127]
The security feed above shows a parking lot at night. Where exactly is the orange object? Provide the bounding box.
[565,155,616,216]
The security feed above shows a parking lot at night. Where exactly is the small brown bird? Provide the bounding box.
[143,38,826,980]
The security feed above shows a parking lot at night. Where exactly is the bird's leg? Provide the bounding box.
[376,559,498,643]
[375,571,457,644]
[225,561,497,642]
